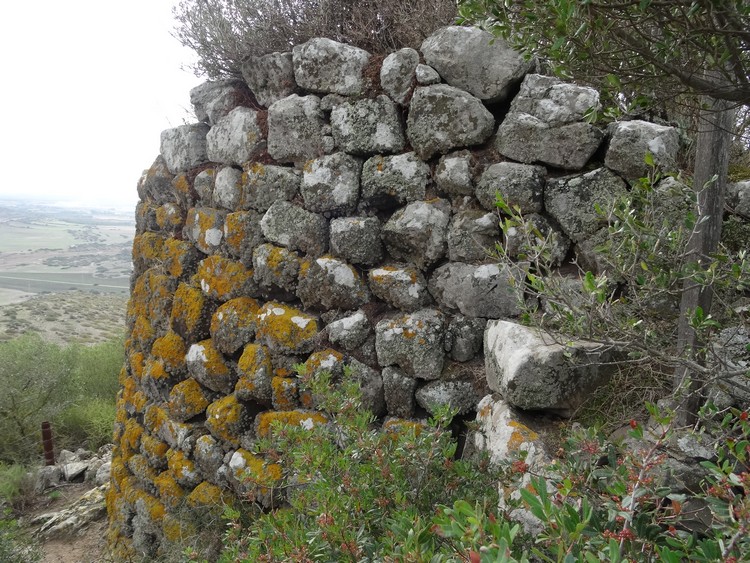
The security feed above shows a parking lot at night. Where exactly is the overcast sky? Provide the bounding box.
[0,1,204,209]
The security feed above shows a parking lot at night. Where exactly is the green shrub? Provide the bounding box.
[0,511,40,563]
[0,463,34,507]
[55,398,117,452]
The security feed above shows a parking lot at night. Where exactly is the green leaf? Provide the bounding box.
[644,151,655,167]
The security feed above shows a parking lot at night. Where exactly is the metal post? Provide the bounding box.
[41,421,55,466]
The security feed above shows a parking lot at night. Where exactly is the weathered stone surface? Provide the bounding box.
[185,207,227,255]
[710,326,750,408]
[416,380,481,415]
[407,85,495,160]
[213,167,243,210]
[35,465,62,492]
[375,309,445,378]
[293,38,370,95]
[190,80,248,125]
[256,301,320,354]
[160,124,210,174]
[436,153,474,196]
[194,435,225,485]
[382,366,417,418]
[326,310,371,351]
[511,74,600,126]
[235,343,274,403]
[223,210,266,266]
[605,120,680,180]
[445,315,487,362]
[33,484,108,540]
[329,216,383,266]
[330,95,405,155]
[297,256,371,310]
[368,264,433,311]
[429,263,524,318]
[210,297,260,355]
[241,52,297,107]
[504,213,571,266]
[347,358,385,416]
[476,162,545,213]
[728,180,750,217]
[496,113,603,170]
[192,169,214,206]
[471,395,550,468]
[205,395,250,447]
[573,228,610,275]
[260,201,328,256]
[421,26,531,102]
[380,48,419,104]
[545,167,628,243]
[206,107,266,166]
[241,163,300,212]
[267,95,325,162]
[416,64,441,85]
[382,199,451,270]
[252,243,301,296]
[138,156,175,205]
[361,153,430,209]
[484,320,619,415]
[197,255,258,302]
[447,209,500,263]
[301,152,362,215]
[168,378,212,423]
[186,339,236,394]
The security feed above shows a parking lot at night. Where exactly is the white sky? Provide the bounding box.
[0,1,204,209]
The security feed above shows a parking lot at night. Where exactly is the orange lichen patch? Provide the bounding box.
[163,238,199,279]
[224,211,251,256]
[140,433,170,467]
[128,351,145,380]
[128,453,159,490]
[131,391,147,414]
[154,471,185,509]
[127,269,174,335]
[167,449,201,487]
[121,377,138,408]
[304,349,344,376]
[235,343,273,403]
[255,411,329,439]
[258,244,300,277]
[205,395,246,446]
[172,174,191,199]
[169,378,211,422]
[171,282,212,341]
[156,203,185,231]
[132,315,156,352]
[151,331,188,374]
[271,377,299,411]
[197,255,254,302]
[143,357,170,382]
[121,419,144,461]
[132,232,166,265]
[299,388,315,409]
[135,490,167,522]
[210,296,260,337]
[118,366,128,386]
[256,301,319,354]
[144,404,169,436]
[229,448,282,488]
[185,207,226,253]
[186,481,232,513]
[110,456,130,490]
[506,421,539,452]
[186,339,235,394]
[299,258,312,278]
[383,418,427,437]
[120,475,142,506]
[162,513,196,543]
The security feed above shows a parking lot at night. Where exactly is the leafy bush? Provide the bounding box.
[55,399,117,452]
[0,511,40,563]
[0,463,35,508]
[173,0,458,78]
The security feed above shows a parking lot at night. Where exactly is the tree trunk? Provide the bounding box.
[674,95,734,426]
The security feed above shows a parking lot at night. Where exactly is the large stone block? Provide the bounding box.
[297,256,371,311]
[213,167,243,210]
[421,26,531,102]
[509,74,599,126]
[260,201,328,256]
[361,153,430,209]
[326,310,371,351]
[375,308,445,379]
[380,48,419,104]
[206,107,266,166]
[330,95,405,155]
[160,124,210,174]
[186,339,236,394]
[476,162,545,214]
[416,380,482,416]
[241,52,298,108]
[210,297,260,355]
[382,199,451,270]
[184,207,227,255]
[605,120,680,180]
[484,320,619,415]
[446,209,500,263]
[190,79,248,125]
[292,38,370,95]
[256,302,320,354]
[301,152,362,215]
[267,95,325,163]
[329,216,383,266]
[428,262,524,319]
[252,243,301,296]
[407,85,495,160]
[241,163,300,212]
[368,264,433,312]
[544,167,628,243]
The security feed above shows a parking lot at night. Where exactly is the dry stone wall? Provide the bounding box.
[108,26,683,559]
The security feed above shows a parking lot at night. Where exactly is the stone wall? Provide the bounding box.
[108,26,684,558]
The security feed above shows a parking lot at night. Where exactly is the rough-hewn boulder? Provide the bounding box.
[416,380,482,415]
[421,26,531,102]
[330,95,405,155]
[206,107,266,166]
[301,152,362,215]
[484,320,620,415]
[407,85,495,160]
[375,309,445,378]
[329,216,383,266]
[326,310,371,351]
[241,164,300,212]
[297,256,371,311]
[447,209,500,263]
[435,153,474,196]
[241,52,298,108]
[213,167,243,210]
[476,162,546,213]
[190,80,248,125]
[267,95,325,162]
[380,48,419,104]
[382,199,451,270]
[605,120,680,180]
[292,38,370,95]
[160,124,210,174]
[368,264,433,311]
[260,201,328,256]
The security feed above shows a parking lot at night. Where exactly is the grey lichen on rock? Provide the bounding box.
[293,38,370,96]
[330,95,405,155]
[267,94,326,163]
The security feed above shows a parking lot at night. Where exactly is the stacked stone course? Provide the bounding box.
[111,25,683,558]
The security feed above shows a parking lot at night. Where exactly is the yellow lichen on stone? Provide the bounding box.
[507,421,539,452]
[171,282,210,340]
[135,490,167,522]
[129,351,145,380]
[304,349,344,375]
[205,395,246,446]
[154,471,185,509]
[210,296,260,336]
[121,419,144,461]
[132,314,156,351]
[143,357,170,382]
[235,343,273,402]
[230,448,282,488]
[271,377,299,410]
[156,203,184,231]
[163,238,196,279]
[256,301,319,354]
[172,174,191,198]
[383,418,427,437]
[128,453,159,489]
[131,391,147,414]
[255,411,329,439]
[197,255,254,302]
[161,513,196,544]
[169,378,211,422]
[185,481,233,518]
[140,433,169,466]
[144,404,169,436]
[167,449,200,487]
[132,232,166,265]
[127,269,173,323]
[110,456,130,490]
[224,212,248,254]
[151,331,187,374]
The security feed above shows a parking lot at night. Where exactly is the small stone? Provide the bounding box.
[297,256,371,311]
[329,216,383,266]
[476,162,546,214]
[368,264,433,311]
[301,152,362,215]
[260,201,329,256]
[326,310,371,351]
[380,48,419,104]
[241,163,301,212]
[382,199,451,270]
[375,308,445,379]
[361,153,430,209]
[436,153,474,196]
[213,167,243,210]
[416,380,481,415]
[382,366,417,418]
